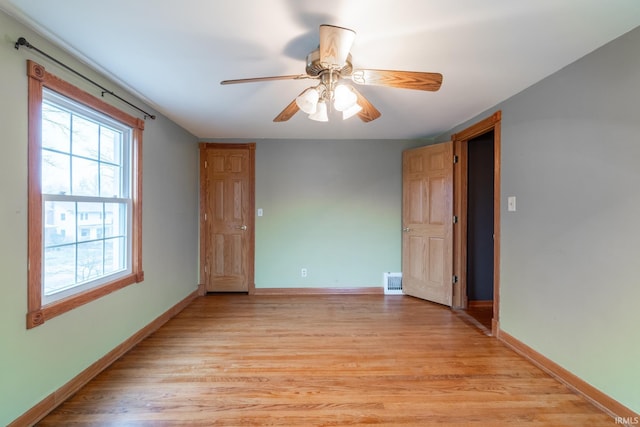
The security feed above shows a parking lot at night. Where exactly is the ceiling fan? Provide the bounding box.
[221,24,443,123]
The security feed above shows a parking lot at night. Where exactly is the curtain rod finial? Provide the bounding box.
[15,37,29,50]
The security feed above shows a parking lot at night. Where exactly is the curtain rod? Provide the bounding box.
[15,37,156,120]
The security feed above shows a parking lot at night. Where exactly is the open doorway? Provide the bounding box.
[465,131,494,330]
[452,111,501,336]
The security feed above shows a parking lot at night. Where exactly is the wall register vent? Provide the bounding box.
[383,272,403,295]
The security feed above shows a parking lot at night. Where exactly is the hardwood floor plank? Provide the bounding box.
[37,295,614,426]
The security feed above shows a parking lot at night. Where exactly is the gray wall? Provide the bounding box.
[0,10,200,425]
[439,26,640,413]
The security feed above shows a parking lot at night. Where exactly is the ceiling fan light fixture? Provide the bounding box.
[308,100,328,122]
[296,87,320,114]
[333,84,358,112]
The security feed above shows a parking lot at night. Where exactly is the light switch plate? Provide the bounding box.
[507,196,516,212]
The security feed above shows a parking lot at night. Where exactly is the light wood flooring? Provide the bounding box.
[38,294,613,426]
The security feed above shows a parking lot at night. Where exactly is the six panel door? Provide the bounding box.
[402,142,454,306]
[200,144,254,292]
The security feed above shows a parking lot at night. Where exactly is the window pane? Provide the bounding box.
[100,163,121,197]
[104,203,127,238]
[77,202,103,242]
[72,115,99,160]
[42,151,71,195]
[44,201,76,246]
[72,157,99,196]
[76,241,104,283]
[43,245,76,296]
[104,237,126,274]
[42,103,71,153]
[32,73,141,325]
[100,126,121,163]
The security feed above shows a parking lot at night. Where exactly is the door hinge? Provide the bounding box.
[453,215,458,224]
[204,160,208,168]
[453,275,459,284]
[453,155,459,164]
[204,213,207,221]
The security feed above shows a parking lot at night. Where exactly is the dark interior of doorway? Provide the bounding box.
[466,130,494,331]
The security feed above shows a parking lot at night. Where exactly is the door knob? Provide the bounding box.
[236,225,247,231]
[402,227,410,232]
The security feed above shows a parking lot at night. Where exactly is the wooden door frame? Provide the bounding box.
[451,111,501,335]
[199,142,256,294]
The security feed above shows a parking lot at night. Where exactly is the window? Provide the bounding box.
[27,60,144,328]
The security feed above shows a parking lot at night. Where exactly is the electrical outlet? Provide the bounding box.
[301,268,307,278]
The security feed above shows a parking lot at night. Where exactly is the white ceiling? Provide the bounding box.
[2,1,640,140]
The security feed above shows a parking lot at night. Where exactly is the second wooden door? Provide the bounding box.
[402,142,453,306]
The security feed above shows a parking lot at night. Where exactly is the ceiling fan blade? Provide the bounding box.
[273,93,303,122]
[319,24,356,69]
[351,87,381,122]
[350,69,443,91]
[221,74,314,85]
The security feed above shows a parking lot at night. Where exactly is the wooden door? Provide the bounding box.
[402,142,453,306]
[200,143,255,293]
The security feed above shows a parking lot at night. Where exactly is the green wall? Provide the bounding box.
[438,26,640,413]
[253,138,426,288]
[0,11,200,425]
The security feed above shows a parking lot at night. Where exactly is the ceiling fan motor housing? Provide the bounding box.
[305,49,353,77]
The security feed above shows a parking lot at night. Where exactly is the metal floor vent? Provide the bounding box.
[383,272,403,295]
